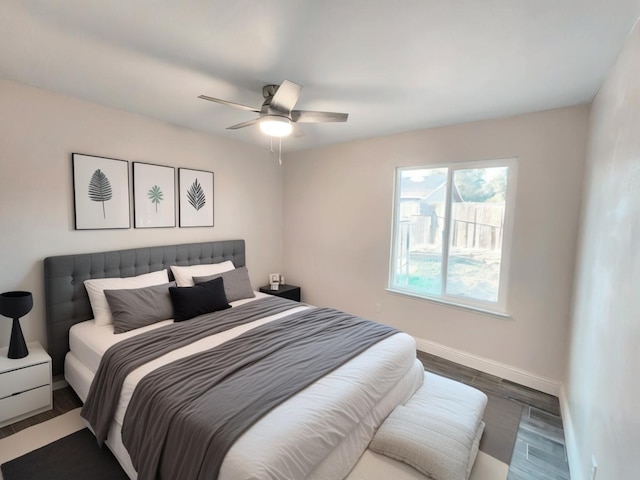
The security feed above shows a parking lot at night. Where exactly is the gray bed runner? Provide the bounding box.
[81,295,301,444]
[122,307,398,480]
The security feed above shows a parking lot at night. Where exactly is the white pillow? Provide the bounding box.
[84,270,169,326]
[170,261,235,287]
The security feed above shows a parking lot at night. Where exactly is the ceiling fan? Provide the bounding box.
[198,80,348,138]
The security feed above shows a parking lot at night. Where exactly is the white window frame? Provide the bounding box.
[388,158,518,316]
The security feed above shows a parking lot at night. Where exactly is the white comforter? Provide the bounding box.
[66,295,423,479]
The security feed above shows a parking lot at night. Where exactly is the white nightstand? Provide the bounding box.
[0,341,53,428]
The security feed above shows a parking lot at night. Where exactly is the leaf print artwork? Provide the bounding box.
[88,169,113,219]
[187,178,206,211]
[148,185,164,213]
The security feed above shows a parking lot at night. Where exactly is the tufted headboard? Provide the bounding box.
[43,239,246,376]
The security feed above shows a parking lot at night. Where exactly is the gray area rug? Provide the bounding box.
[1,393,522,480]
[480,392,523,464]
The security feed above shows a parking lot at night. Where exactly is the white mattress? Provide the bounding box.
[65,294,422,479]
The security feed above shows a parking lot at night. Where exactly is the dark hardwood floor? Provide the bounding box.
[418,352,571,480]
[2,355,571,479]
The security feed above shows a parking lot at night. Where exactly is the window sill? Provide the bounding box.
[385,288,512,320]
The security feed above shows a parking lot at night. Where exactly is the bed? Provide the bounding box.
[44,240,425,480]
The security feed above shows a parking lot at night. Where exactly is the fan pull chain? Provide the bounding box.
[267,137,282,166]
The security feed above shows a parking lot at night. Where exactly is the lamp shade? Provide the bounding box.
[0,291,33,319]
[0,291,32,359]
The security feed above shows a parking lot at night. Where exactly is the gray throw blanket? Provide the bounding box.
[81,295,301,444]
[121,307,398,480]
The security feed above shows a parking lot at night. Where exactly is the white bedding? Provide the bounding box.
[65,294,423,480]
[68,292,273,373]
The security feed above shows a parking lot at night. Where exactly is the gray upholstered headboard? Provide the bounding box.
[44,239,246,376]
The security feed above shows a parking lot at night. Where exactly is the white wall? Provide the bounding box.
[564,20,640,480]
[283,105,589,388]
[0,78,283,350]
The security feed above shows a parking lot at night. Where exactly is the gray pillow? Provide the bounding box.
[104,282,175,334]
[193,266,255,303]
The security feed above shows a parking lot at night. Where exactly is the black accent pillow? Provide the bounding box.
[169,276,231,322]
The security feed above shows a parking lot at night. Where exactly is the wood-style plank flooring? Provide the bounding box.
[418,352,571,480]
[1,356,571,479]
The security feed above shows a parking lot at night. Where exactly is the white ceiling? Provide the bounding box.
[1,1,639,151]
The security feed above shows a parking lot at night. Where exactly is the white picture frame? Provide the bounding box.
[179,168,214,227]
[133,162,176,228]
[72,153,130,230]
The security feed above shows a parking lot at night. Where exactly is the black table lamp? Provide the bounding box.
[0,291,32,359]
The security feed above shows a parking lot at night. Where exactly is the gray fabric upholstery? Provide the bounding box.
[105,282,176,334]
[193,266,256,302]
[44,239,246,376]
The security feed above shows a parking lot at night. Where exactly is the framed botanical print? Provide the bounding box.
[72,153,130,230]
[178,168,214,227]
[133,162,176,228]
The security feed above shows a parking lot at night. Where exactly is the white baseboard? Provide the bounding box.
[559,385,582,480]
[415,337,561,396]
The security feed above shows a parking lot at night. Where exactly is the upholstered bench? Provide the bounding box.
[351,372,488,480]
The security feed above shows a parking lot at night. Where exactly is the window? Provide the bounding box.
[389,158,517,314]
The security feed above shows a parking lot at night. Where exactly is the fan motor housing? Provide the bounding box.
[262,84,279,98]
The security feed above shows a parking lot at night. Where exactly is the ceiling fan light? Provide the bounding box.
[260,116,292,137]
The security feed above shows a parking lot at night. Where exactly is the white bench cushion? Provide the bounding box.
[369,372,488,480]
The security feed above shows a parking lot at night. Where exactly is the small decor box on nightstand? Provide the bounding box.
[0,341,52,428]
[259,284,301,302]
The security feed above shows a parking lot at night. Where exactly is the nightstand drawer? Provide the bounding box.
[0,385,50,423]
[0,362,50,399]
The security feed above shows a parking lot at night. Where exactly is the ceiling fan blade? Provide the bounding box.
[198,95,260,113]
[291,110,349,123]
[269,80,302,113]
[226,118,260,130]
